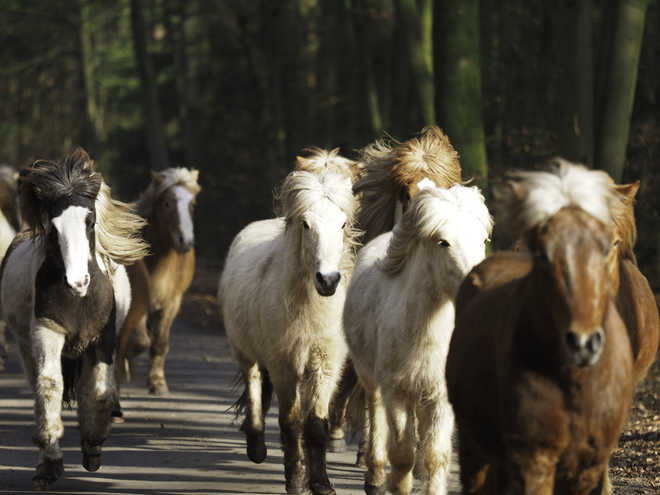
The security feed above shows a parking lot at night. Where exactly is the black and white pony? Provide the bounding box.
[0,149,148,490]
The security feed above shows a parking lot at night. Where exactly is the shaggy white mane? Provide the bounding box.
[500,159,614,236]
[295,147,359,181]
[379,185,493,275]
[134,167,201,218]
[279,170,357,226]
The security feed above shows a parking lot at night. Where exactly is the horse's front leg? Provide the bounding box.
[76,342,118,473]
[236,352,271,464]
[146,297,181,395]
[273,373,305,494]
[416,400,454,495]
[30,321,66,490]
[327,360,356,453]
[385,392,415,495]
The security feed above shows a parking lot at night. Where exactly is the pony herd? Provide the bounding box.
[0,126,658,495]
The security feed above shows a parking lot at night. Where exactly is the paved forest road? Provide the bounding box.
[0,320,461,495]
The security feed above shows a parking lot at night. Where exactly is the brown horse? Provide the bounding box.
[609,181,659,385]
[446,161,633,495]
[329,126,462,458]
[115,168,200,397]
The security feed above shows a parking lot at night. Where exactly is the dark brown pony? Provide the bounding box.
[608,182,660,386]
[115,168,200,397]
[446,161,633,495]
[329,126,462,458]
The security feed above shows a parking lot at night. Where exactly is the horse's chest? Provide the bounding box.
[147,250,194,306]
[34,261,115,352]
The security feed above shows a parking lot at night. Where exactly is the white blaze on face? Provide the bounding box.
[174,186,195,247]
[416,177,436,191]
[51,205,92,297]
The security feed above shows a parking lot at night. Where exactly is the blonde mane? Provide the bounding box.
[134,167,201,218]
[353,126,462,243]
[379,185,492,275]
[295,147,360,181]
[500,159,614,239]
[95,182,150,270]
[611,183,638,264]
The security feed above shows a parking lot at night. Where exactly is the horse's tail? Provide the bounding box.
[230,367,274,419]
[338,362,366,437]
[61,356,83,407]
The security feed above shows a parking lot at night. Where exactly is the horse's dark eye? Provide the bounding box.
[164,201,170,208]
[439,240,450,247]
[534,249,549,263]
[341,222,346,229]
[87,222,95,232]
[484,238,491,244]
[302,220,310,229]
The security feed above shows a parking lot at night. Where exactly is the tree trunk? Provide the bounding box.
[130,0,170,171]
[595,0,650,182]
[437,0,488,192]
[79,0,99,146]
[394,0,435,126]
[556,0,594,166]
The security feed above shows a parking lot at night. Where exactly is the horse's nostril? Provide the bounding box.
[587,329,604,354]
[315,272,324,286]
[565,330,580,351]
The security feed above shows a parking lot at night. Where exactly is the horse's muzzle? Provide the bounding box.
[565,327,605,367]
[64,274,90,298]
[315,271,341,297]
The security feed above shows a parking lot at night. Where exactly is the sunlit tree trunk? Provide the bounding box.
[596,0,650,182]
[130,0,170,171]
[394,0,435,126]
[79,0,98,146]
[437,0,487,191]
[556,0,594,166]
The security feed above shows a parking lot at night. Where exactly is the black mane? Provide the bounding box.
[19,148,102,237]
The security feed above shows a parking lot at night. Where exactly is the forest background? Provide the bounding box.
[0,0,658,286]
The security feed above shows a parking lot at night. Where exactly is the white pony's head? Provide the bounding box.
[379,184,493,299]
[280,170,357,296]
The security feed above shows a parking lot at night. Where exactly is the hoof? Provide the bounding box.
[355,451,366,468]
[327,437,347,453]
[45,458,63,479]
[32,477,53,491]
[246,434,267,464]
[82,453,102,472]
[364,481,387,495]
[286,478,306,494]
[310,481,336,495]
[149,383,170,396]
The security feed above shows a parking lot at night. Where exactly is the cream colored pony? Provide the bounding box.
[343,184,492,495]
[219,170,358,495]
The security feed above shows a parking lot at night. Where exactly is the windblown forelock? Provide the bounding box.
[296,147,358,180]
[19,148,101,238]
[280,171,356,226]
[500,159,614,238]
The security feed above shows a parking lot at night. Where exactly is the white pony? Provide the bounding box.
[219,170,358,495]
[295,147,360,183]
[343,184,493,495]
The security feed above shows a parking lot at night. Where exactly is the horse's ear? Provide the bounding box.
[71,147,92,169]
[506,179,527,202]
[190,169,200,182]
[615,181,640,201]
[296,156,306,168]
[151,170,164,185]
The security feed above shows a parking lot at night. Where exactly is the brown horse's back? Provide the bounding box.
[617,259,660,385]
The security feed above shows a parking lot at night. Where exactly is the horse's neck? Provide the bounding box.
[399,246,454,325]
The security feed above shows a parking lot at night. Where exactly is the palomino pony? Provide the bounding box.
[608,181,659,385]
[0,149,147,489]
[295,147,360,182]
[219,170,357,495]
[0,165,21,371]
[344,184,492,495]
[446,162,633,495]
[115,168,200,397]
[329,125,462,456]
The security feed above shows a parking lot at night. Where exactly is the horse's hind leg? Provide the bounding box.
[416,401,454,495]
[237,356,271,464]
[28,324,66,490]
[273,375,305,494]
[76,344,118,472]
[328,360,357,453]
[385,394,415,495]
[147,298,181,396]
